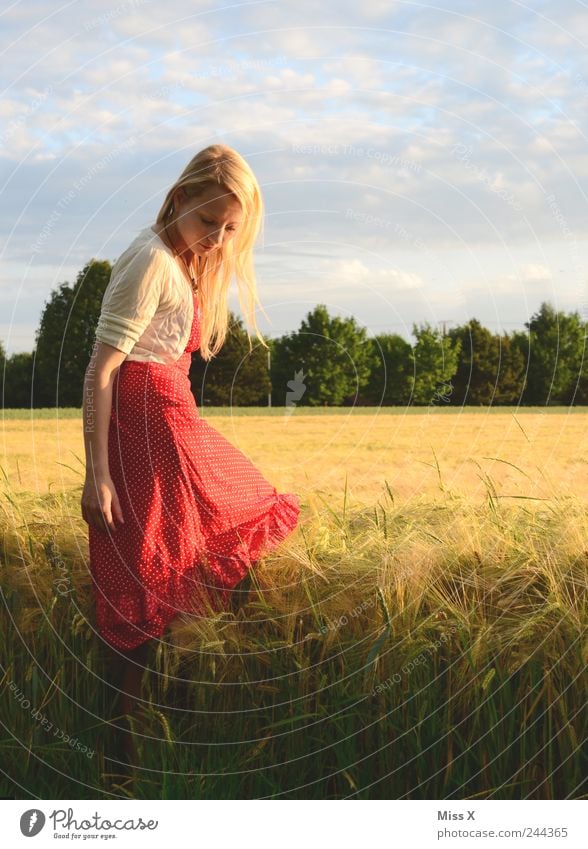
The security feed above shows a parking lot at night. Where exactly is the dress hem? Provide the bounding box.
[93,491,300,651]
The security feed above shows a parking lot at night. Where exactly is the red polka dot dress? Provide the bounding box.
[88,290,300,651]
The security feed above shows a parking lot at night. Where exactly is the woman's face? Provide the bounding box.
[171,183,243,257]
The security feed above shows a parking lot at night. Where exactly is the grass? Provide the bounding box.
[3,407,588,504]
[0,451,586,799]
[2,405,588,419]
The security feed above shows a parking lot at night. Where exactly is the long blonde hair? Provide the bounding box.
[155,144,270,361]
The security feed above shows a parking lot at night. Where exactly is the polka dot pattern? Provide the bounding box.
[88,292,300,650]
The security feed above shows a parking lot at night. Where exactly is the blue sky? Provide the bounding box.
[2,0,588,354]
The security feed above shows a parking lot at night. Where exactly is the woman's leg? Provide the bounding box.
[121,641,155,766]
[105,639,156,767]
[120,641,153,717]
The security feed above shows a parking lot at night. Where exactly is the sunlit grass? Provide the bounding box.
[0,409,586,799]
[2,407,588,505]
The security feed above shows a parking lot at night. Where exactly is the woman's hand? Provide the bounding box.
[81,473,125,532]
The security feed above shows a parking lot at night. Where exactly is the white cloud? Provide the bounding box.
[508,263,552,283]
[329,258,424,291]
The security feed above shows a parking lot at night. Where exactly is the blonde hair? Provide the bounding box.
[155,144,269,361]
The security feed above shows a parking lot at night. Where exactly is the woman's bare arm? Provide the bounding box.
[81,341,128,532]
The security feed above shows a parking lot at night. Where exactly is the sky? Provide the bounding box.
[2,0,588,355]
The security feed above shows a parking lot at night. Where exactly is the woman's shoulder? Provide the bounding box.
[107,227,178,294]
[100,228,173,305]
[114,226,174,269]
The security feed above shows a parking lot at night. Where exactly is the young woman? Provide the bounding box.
[81,144,300,759]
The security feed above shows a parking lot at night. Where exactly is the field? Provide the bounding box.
[4,405,588,504]
[0,407,586,799]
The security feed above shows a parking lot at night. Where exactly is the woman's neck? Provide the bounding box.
[153,221,206,286]
[165,220,194,265]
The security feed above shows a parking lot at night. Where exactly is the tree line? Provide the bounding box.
[2,258,588,408]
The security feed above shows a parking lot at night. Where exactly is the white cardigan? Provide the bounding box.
[94,226,197,364]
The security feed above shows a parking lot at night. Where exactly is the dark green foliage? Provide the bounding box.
[189,312,271,406]
[2,352,35,408]
[364,334,413,405]
[33,260,112,407]
[409,321,461,405]
[269,304,377,406]
[513,302,588,406]
[448,319,526,405]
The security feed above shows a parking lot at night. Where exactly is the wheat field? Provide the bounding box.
[0,408,586,800]
[3,407,588,505]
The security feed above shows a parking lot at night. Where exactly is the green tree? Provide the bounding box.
[492,332,527,404]
[364,333,413,406]
[409,322,461,405]
[0,339,5,390]
[270,304,376,406]
[34,260,112,407]
[3,352,35,408]
[189,312,271,406]
[0,340,7,407]
[448,319,526,405]
[573,344,588,404]
[513,302,587,405]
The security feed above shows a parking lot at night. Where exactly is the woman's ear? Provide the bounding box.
[172,185,188,210]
